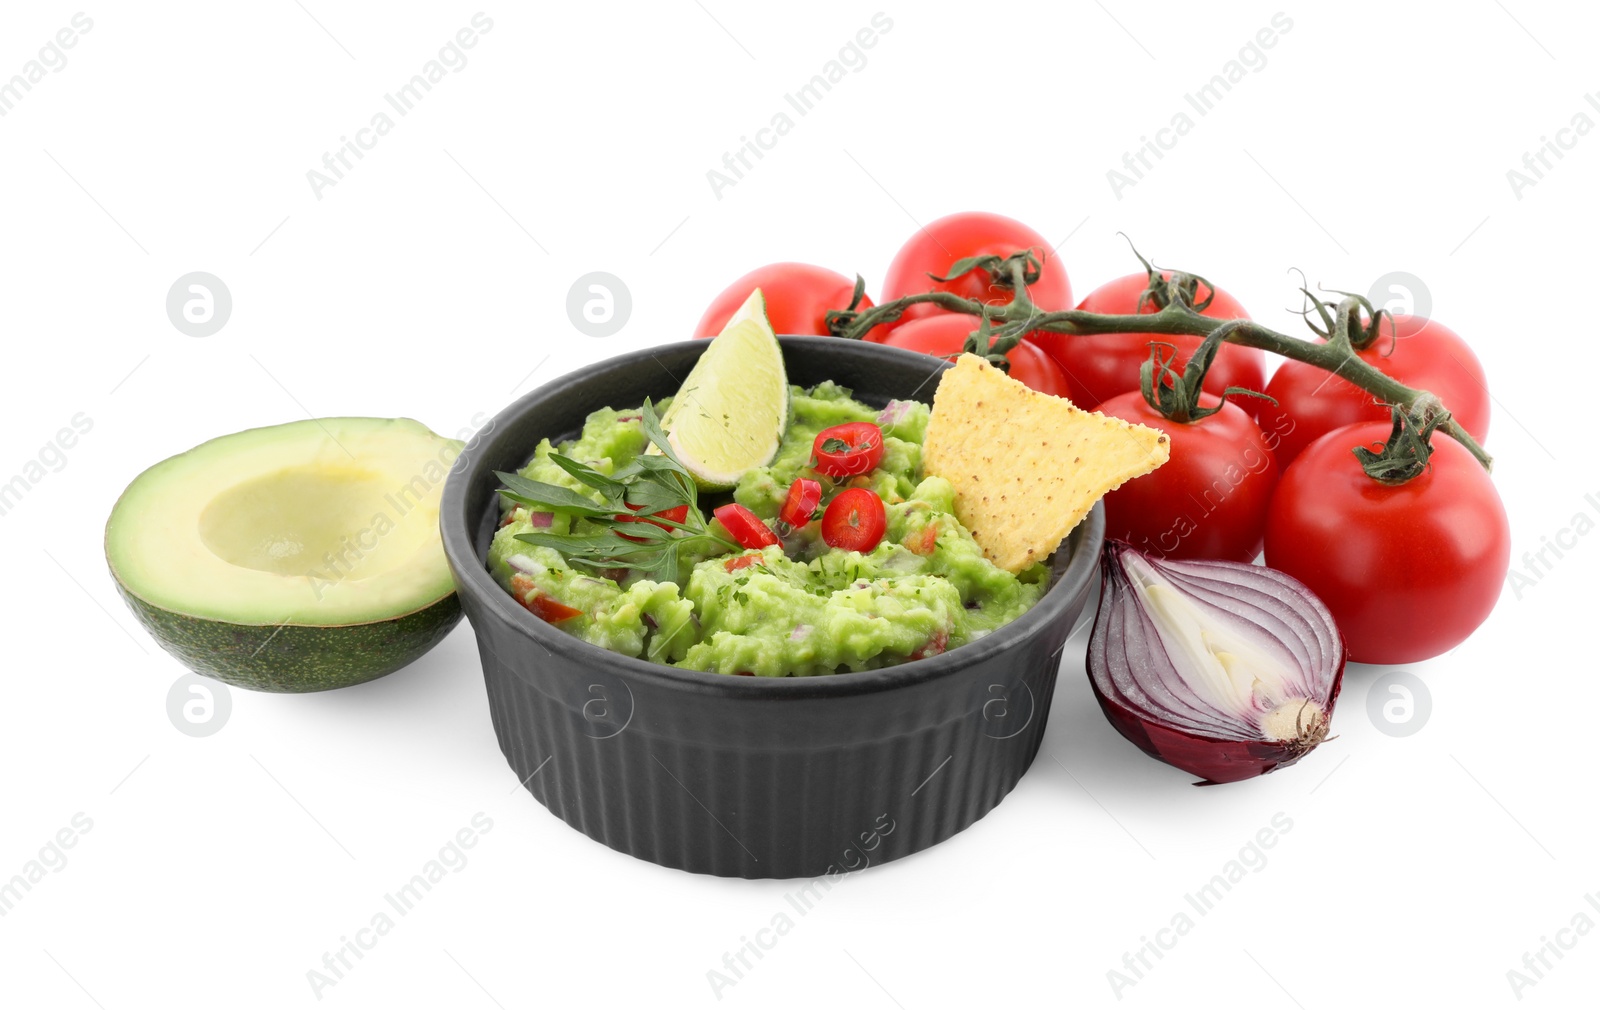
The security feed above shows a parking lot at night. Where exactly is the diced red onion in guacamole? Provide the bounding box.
[878,400,914,429]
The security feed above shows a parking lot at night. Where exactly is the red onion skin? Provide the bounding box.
[526,511,555,528]
[1090,661,1345,785]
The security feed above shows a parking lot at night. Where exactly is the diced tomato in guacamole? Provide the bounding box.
[487,382,1047,676]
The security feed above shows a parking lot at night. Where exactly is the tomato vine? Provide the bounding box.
[829,250,1493,471]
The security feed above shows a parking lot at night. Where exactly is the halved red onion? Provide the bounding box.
[1088,541,1345,785]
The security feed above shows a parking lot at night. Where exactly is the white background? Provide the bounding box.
[2,2,1595,1007]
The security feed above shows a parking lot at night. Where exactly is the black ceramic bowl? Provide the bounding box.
[440,337,1103,878]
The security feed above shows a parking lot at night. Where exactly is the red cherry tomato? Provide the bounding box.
[1264,421,1509,664]
[1097,391,1279,562]
[881,314,1070,397]
[615,502,691,543]
[877,212,1072,338]
[694,263,878,339]
[1255,315,1491,470]
[904,524,939,556]
[724,553,762,572]
[713,503,779,550]
[779,478,823,529]
[821,488,887,552]
[811,423,884,478]
[1027,272,1265,411]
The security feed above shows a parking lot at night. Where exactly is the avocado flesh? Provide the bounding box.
[105,417,464,692]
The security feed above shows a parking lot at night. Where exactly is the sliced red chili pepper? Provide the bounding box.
[713,503,780,550]
[615,501,690,542]
[811,422,884,479]
[820,487,887,552]
[778,478,823,529]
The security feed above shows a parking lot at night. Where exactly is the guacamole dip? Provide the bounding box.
[488,382,1047,676]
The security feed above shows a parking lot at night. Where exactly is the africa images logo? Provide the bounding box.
[0,13,93,118]
[304,14,495,200]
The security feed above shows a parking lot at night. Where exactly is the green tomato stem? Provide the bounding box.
[835,265,1493,472]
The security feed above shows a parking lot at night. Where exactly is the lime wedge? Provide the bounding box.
[657,288,789,491]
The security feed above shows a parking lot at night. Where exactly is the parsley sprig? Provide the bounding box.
[494,400,739,584]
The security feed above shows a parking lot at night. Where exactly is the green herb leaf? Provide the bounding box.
[545,453,627,500]
[515,531,630,557]
[602,518,675,542]
[616,453,687,478]
[497,399,749,586]
[640,399,687,470]
[623,481,689,515]
[495,471,617,517]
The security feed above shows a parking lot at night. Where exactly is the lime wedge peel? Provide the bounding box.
[656,288,789,491]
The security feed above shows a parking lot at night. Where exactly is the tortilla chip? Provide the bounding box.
[922,354,1169,572]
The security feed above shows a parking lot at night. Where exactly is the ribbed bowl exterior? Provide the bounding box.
[442,337,1103,878]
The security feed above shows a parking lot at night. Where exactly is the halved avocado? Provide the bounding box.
[106,418,464,692]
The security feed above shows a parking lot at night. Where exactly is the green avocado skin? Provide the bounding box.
[115,583,463,693]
